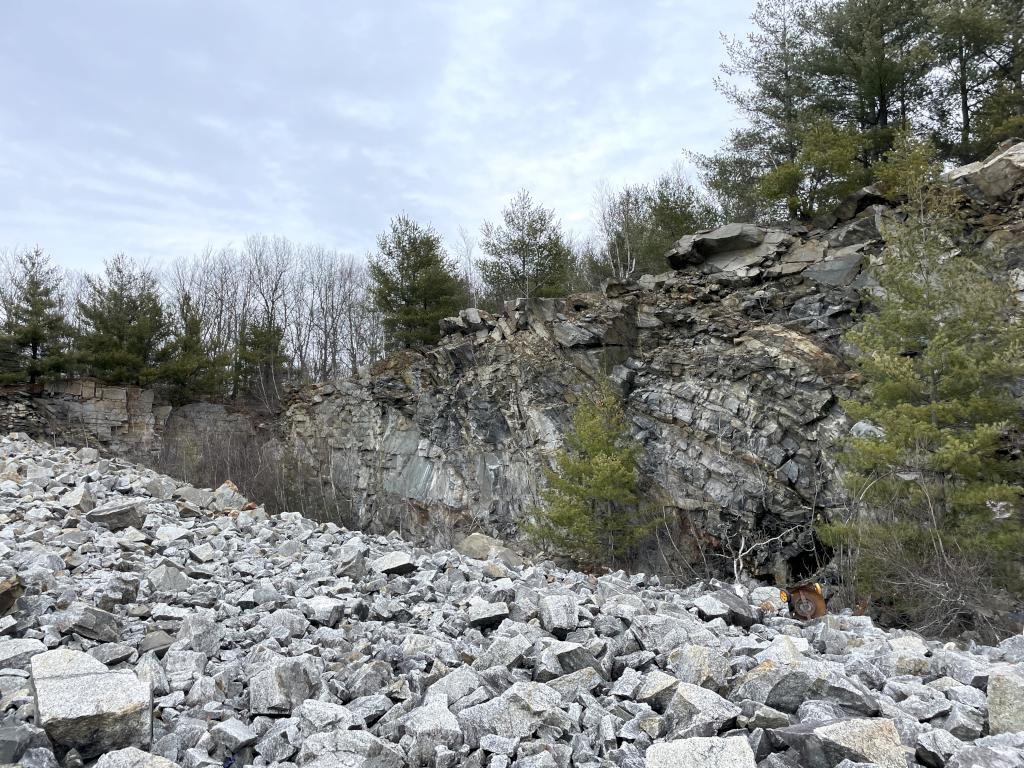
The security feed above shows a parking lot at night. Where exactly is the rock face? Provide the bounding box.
[266,147,1024,576]
[277,235,865,577]
[3,146,1024,580]
[1,432,1023,767]
[0,378,170,456]
[946,138,1024,202]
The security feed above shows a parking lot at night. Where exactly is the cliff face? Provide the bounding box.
[0,379,170,457]
[277,142,1024,579]
[279,246,859,579]
[3,143,1022,581]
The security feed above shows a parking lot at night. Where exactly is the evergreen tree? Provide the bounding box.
[0,247,71,385]
[803,0,932,159]
[717,0,813,166]
[973,0,1024,149]
[234,315,288,405]
[478,190,574,303]
[161,293,228,405]
[368,215,468,349]
[527,381,658,569]
[689,136,775,223]
[703,0,816,219]
[819,135,1024,638]
[759,116,872,219]
[75,254,169,385]
[643,169,720,268]
[927,0,1007,161]
[696,0,1024,217]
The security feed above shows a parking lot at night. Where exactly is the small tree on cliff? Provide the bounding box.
[527,380,657,569]
[369,215,468,349]
[818,134,1024,638]
[478,189,574,304]
[0,247,71,385]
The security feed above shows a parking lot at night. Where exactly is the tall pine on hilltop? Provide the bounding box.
[369,215,468,349]
[819,135,1024,639]
[0,247,71,385]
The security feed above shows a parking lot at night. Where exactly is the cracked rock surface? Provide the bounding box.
[2,434,1024,767]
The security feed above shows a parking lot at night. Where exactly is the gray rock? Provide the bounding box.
[917,729,964,768]
[693,589,755,628]
[146,562,192,593]
[538,594,578,637]
[370,551,417,575]
[664,682,741,737]
[467,600,509,628]
[405,698,463,766]
[249,654,322,715]
[0,637,46,670]
[667,643,729,690]
[987,665,1024,735]
[458,682,564,747]
[53,602,120,642]
[0,726,29,764]
[95,747,180,767]
[667,224,766,269]
[13,747,60,768]
[301,595,345,627]
[176,611,220,657]
[60,485,95,512]
[163,650,206,692]
[776,718,907,768]
[294,699,360,734]
[296,729,404,768]
[947,744,1024,768]
[645,736,757,768]
[30,648,152,759]
[85,499,145,530]
[947,140,1024,201]
[942,703,985,740]
[209,718,257,751]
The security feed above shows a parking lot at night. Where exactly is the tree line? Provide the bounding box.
[0,241,382,407]
[695,0,1024,222]
[5,0,1022,400]
[368,169,720,350]
[0,162,720,392]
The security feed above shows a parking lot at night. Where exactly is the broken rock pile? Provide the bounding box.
[1,433,1023,767]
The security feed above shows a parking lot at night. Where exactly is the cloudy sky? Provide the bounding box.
[0,2,754,272]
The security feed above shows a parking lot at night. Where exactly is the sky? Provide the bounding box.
[0,1,755,273]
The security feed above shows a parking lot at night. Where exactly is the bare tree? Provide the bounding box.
[454,225,481,307]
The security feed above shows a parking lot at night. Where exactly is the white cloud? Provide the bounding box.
[0,1,757,271]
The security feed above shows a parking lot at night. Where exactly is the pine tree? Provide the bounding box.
[758,116,871,219]
[161,293,228,405]
[369,215,468,349]
[819,135,1024,638]
[75,254,170,385]
[0,247,71,386]
[642,169,720,269]
[234,315,288,405]
[527,381,658,569]
[802,0,932,159]
[927,0,1006,161]
[478,190,574,303]
[973,0,1024,149]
